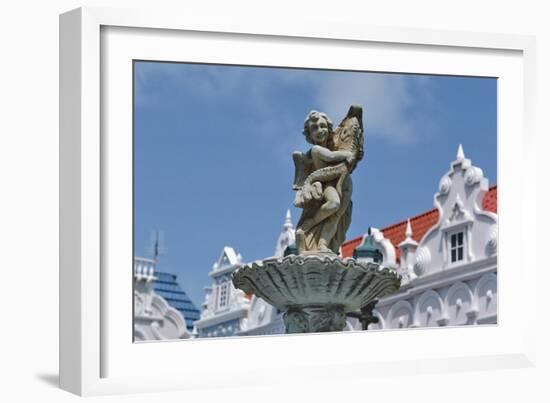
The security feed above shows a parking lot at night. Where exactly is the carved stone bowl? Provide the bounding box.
[232,255,401,333]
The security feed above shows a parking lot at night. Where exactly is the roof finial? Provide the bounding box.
[284,209,293,229]
[274,209,296,258]
[398,218,418,249]
[456,144,465,161]
[405,219,413,238]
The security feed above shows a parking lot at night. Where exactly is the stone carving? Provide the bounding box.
[293,106,364,254]
[285,306,347,333]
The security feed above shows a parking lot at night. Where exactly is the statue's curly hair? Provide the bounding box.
[302,110,333,144]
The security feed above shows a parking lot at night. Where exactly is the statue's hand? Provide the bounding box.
[311,182,323,199]
[294,190,305,208]
[302,182,323,203]
[294,182,323,208]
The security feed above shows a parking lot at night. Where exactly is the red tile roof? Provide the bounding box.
[341,185,497,260]
[482,185,497,213]
[381,209,439,261]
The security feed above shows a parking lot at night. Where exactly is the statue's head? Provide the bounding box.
[303,110,333,146]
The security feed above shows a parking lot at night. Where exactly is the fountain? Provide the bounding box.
[232,105,401,333]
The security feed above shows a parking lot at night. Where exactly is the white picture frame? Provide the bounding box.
[59,6,537,397]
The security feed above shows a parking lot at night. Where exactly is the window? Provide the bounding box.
[450,232,464,263]
[218,282,229,309]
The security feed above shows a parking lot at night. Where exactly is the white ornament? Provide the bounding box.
[486,289,493,300]
[465,166,483,186]
[414,247,431,276]
[487,225,498,255]
[456,298,463,309]
[439,176,452,195]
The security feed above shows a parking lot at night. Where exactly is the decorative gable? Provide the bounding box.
[413,145,497,274]
[212,246,242,273]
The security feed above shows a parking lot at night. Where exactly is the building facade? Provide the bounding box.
[193,247,251,337]
[133,257,192,341]
[341,145,497,329]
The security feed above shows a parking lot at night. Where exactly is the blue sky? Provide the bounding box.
[134,61,497,307]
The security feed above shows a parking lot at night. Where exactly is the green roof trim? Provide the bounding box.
[353,232,383,263]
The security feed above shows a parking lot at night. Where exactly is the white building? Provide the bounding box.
[193,247,251,337]
[341,145,497,329]
[133,257,191,341]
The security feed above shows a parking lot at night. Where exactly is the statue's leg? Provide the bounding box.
[320,182,352,252]
[300,186,340,232]
[295,228,306,252]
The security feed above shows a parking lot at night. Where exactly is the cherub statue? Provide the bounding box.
[293,105,364,254]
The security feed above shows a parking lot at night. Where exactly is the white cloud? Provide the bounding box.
[135,62,438,145]
[307,71,436,144]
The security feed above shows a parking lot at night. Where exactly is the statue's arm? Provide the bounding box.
[311,145,353,165]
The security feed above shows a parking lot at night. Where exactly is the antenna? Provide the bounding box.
[149,230,166,266]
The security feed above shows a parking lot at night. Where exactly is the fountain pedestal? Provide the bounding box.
[284,304,347,333]
[232,254,401,334]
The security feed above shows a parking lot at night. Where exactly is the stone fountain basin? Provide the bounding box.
[232,254,401,313]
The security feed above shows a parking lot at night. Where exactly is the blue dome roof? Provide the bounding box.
[153,271,200,331]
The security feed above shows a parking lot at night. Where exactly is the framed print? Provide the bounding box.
[59,7,537,396]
